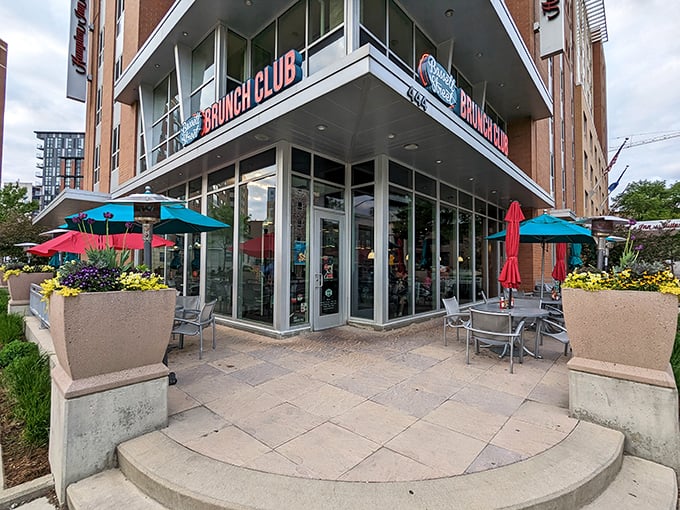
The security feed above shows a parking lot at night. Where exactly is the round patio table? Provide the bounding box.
[471,302,550,358]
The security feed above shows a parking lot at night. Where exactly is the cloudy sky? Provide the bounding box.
[1,0,679,200]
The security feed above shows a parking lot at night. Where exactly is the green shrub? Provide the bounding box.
[1,350,51,445]
[0,340,38,368]
[0,288,8,315]
[0,313,24,349]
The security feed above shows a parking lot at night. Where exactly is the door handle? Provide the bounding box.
[314,273,322,288]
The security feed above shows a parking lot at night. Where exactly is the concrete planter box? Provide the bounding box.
[7,272,53,304]
[562,287,678,386]
[49,288,176,384]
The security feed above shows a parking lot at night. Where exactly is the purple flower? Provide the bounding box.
[628,218,637,226]
[125,222,134,229]
[635,245,643,251]
[79,212,88,220]
[87,218,95,225]
[72,216,81,224]
[103,212,114,219]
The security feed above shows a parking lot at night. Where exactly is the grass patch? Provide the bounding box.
[1,348,51,445]
[0,312,25,349]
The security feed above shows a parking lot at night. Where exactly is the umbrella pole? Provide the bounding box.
[143,223,153,268]
[540,242,546,301]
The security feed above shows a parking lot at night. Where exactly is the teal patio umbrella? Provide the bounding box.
[487,213,595,299]
[61,203,229,235]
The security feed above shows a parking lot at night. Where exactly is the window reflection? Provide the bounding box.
[290,176,310,326]
[352,186,374,320]
[388,187,411,319]
[207,189,234,316]
[238,175,276,325]
[414,196,435,313]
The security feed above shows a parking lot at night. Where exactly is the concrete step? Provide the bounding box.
[66,469,167,510]
[66,420,631,510]
[582,455,678,510]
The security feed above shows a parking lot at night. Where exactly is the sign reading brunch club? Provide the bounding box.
[417,54,509,157]
[180,49,303,146]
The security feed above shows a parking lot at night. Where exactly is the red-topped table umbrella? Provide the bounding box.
[498,201,525,307]
[551,242,567,285]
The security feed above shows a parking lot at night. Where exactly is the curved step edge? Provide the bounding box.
[117,420,624,510]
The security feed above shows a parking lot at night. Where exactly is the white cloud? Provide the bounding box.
[0,1,85,184]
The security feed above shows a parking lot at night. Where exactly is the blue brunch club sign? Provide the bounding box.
[180,49,303,146]
[417,53,509,157]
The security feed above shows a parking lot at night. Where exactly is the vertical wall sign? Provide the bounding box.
[417,54,509,157]
[539,0,565,59]
[66,0,89,102]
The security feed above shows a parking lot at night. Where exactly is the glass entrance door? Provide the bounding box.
[312,211,345,330]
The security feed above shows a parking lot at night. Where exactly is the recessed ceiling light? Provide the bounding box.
[468,177,474,181]
[215,154,222,159]
[491,190,497,194]
[182,31,189,37]
[476,52,483,58]
[316,124,327,131]
[254,133,269,141]
[244,0,253,5]
[403,143,419,151]
[499,82,505,88]
[515,104,521,110]
[387,133,396,139]
[154,64,160,68]
[435,159,442,164]
[444,9,454,17]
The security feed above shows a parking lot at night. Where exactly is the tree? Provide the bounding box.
[0,184,41,260]
[610,180,680,220]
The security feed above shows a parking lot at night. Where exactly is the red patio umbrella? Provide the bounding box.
[498,201,525,306]
[27,231,103,257]
[108,233,176,250]
[240,232,275,258]
[551,242,567,283]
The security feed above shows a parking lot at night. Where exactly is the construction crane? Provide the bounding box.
[609,131,680,151]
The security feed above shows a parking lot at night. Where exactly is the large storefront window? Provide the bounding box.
[151,72,180,165]
[440,205,458,302]
[388,187,411,319]
[458,209,474,304]
[190,31,215,112]
[290,176,310,326]
[206,179,235,316]
[414,196,435,314]
[238,151,276,325]
[352,185,374,320]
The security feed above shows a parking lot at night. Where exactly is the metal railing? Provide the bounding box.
[29,283,49,328]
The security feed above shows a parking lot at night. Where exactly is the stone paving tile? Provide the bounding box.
[450,383,525,417]
[423,399,509,442]
[490,417,569,457]
[331,367,404,398]
[229,361,292,386]
[162,406,229,444]
[527,381,569,408]
[208,352,264,374]
[465,444,527,473]
[205,385,284,422]
[512,399,578,434]
[340,446,444,482]
[330,400,418,444]
[167,386,200,416]
[386,351,442,371]
[244,450,318,478]
[386,420,487,475]
[185,425,271,466]
[400,367,469,398]
[290,383,367,419]
[235,402,326,448]
[276,422,380,479]
[269,350,326,371]
[371,381,448,418]
[474,361,545,398]
[177,369,252,404]
[256,371,326,401]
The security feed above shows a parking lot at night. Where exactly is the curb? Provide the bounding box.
[0,474,54,510]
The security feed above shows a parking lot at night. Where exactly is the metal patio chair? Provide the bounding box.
[171,299,217,359]
[442,296,470,345]
[538,317,570,356]
[465,308,526,373]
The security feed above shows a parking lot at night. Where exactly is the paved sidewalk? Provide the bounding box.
[165,318,574,481]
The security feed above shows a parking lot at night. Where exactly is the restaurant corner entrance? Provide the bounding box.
[312,210,345,330]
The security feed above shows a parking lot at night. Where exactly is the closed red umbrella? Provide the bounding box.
[551,242,567,282]
[498,201,525,306]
